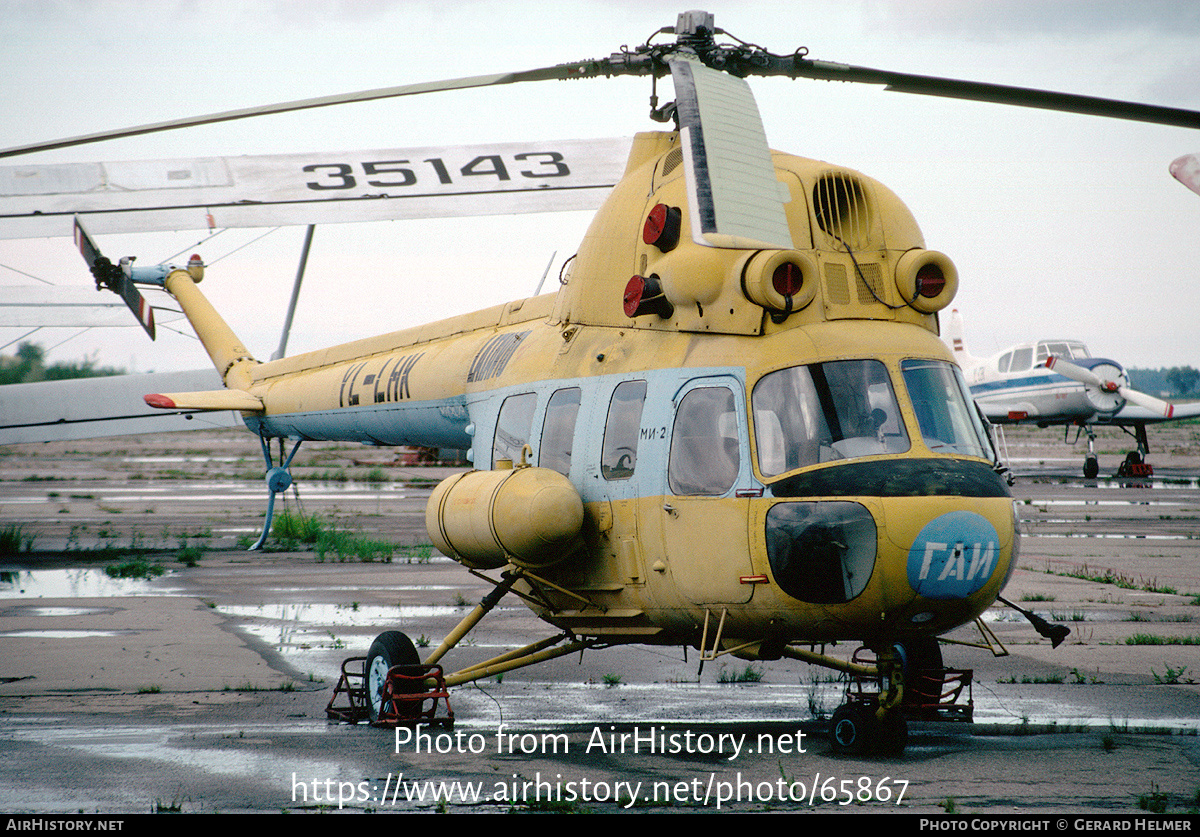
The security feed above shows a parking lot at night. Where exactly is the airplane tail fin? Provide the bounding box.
[945,308,982,368]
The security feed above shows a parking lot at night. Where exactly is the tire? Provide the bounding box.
[1084,455,1099,479]
[365,630,419,722]
[877,712,908,756]
[896,637,943,707]
[829,703,874,755]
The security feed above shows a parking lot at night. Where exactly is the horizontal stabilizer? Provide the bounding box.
[0,369,240,444]
[144,389,263,412]
[0,139,631,239]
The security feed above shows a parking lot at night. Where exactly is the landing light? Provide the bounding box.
[643,203,681,252]
[623,275,674,319]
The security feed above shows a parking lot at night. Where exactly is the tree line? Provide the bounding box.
[1127,366,1199,398]
[0,342,125,385]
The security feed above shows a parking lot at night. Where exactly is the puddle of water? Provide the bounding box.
[4,720,351,785]
[0,568,181,598]
[2,605,114,617]
[0,629,135,638]
[1029,499,1192,507]
[216,602,473,625]
[1027,533,1185,540]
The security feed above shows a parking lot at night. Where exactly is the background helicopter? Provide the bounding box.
[2,4,1199,755]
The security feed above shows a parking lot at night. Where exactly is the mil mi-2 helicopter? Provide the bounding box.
[4,11,1199,755]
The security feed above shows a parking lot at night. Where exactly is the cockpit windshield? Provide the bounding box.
[901,359,994,459]
[752,358,994,478]
[752,359,909,478]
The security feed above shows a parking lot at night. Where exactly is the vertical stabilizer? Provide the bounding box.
[945,308,981,368]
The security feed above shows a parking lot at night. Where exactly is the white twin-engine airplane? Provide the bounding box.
[945,310,1200,478]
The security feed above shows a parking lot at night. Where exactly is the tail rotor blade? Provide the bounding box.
[73,217,156,340]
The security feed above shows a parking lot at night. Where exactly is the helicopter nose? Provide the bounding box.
[878,496,1018,630]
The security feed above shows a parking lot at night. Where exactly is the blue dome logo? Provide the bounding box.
[906,511,1000,599]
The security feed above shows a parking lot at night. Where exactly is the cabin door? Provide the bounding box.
[659,377,754,606]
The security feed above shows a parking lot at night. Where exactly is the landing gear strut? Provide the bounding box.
[333,568,600,727]
[828,639,974,756]
[1082,426,1099,479]
[249,435,302,551]
[828,645,907,756]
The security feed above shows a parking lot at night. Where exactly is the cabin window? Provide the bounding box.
[669,386,740,496]
[492,392,536,466]
[540,387,581,476]
[752,360,908,478]
[1010,347,1033,372]
[601,380,647,480]
[997,352,1012,374]
[901,359,994,459]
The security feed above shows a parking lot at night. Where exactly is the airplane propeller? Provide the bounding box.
[3,10,1199,160]
[1045,356,1175,419]
[1171,153,1200,197]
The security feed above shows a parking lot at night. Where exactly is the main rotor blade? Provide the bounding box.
[780,60,1200,130]
[0,65,583,160]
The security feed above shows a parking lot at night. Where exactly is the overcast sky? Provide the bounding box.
[1,0,1198,375]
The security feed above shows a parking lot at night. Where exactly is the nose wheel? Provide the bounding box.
[828,701,907,756]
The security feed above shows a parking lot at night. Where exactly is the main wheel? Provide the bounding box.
[877,712,909,756]
[896,637,944,707]
[365,630,419,722]
[829,703,874,755]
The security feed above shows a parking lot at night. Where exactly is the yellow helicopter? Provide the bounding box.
[7,11,1199,755]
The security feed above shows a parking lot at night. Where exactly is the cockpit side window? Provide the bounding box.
[601,380,647,480]
[1010,347,1033,372]
[669,386,739,496]
[901,359,994,459]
